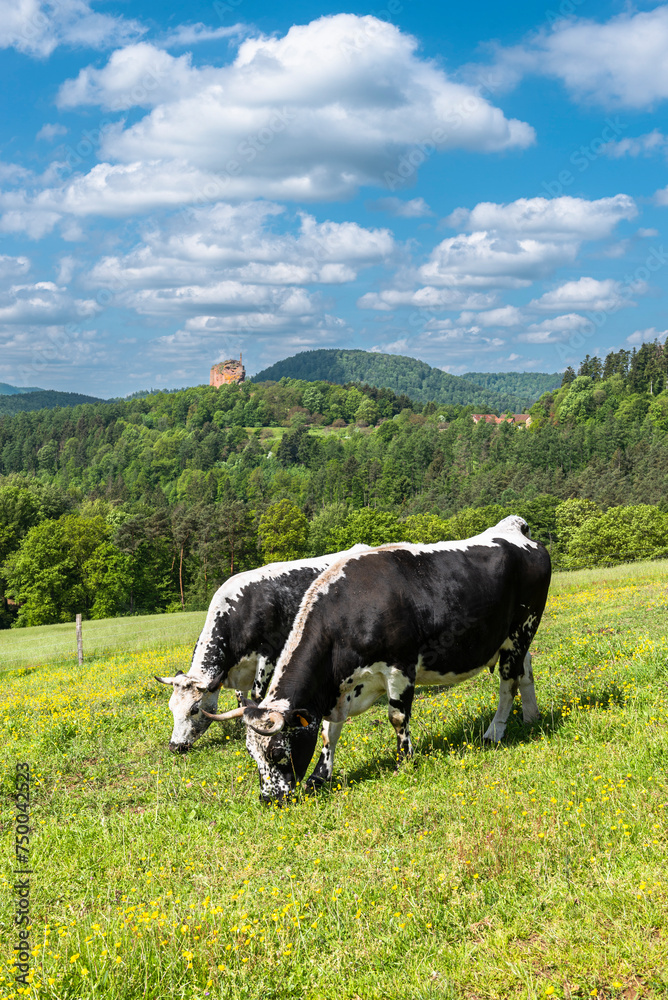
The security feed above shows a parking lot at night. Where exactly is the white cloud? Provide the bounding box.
[626,327,668,345]
[0,0,144,58]
[161,23,245,48]
[53,16,533,205]
[357,287,498,311]
[602,130,668,159]
[530,277,638,313]
[86,203,394,294]
[36,123,68,142]
[418,231,576,288]
[654,186,668,206]
[0,281,98,325]
[457,305,524,327]
[517,314,591,344]
[366,196,433,218]
[446,195,637,241]
[484,6,668,108]
[0,255,31,280]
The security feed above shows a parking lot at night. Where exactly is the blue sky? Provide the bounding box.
[1,0,667,396]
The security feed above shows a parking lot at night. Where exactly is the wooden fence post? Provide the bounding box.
[76,614,83,666]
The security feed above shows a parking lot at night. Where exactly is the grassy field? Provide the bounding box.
[1,562,667,999]
[0,612,206,672]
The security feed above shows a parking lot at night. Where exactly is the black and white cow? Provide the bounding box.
[155,547,368,752]
[204,516,551,801]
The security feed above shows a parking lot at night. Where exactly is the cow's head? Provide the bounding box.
[154,671,222,753]
[203,704,319,802]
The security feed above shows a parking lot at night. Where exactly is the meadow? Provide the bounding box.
[1,561,667,999]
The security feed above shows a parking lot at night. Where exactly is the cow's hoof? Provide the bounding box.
[304,775,327,794]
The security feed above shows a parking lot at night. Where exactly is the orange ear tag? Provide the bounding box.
[296,715,309,727]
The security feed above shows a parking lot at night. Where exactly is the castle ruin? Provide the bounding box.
[210,354,246,387]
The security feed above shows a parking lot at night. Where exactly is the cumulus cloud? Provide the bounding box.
[418,232,576,289]
[626,326,668,345]
[52,16,533,206]
[602,130,668,159]
[360,193,637,322]
[0,281,99,325]
[480,6,668,108]
[517,314,592,344]
[87,203,394,294]
[530,277,639,313]
[357,287,498,311]
[0,255,31,280]
[0,0,143,58]
[36,123,68,142]
[446,195,637,241]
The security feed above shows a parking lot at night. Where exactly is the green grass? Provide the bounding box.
[0,612,206,672]
[1,563,668,999]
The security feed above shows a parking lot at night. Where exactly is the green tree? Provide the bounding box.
[402,513,452,543]
[331,508,407,548]
[555,498,601,539]
[258,499,309,563]
[307,503,349,556]
[447,504,510,540]
[566,505,668,568]
[3,514,113,626]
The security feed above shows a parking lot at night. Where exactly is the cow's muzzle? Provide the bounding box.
[169,741,192,754]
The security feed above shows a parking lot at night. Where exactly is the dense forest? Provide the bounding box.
[0,389,104,415]
[1,338,667,628]
[251,349,560,410]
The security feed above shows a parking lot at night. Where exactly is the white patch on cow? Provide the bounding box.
[323,662,412,723]
[518,651,540,723]
[259,697,291,715]
[166,675,222,748]
[226,653,260,693]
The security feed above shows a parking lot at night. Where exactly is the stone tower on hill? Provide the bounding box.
[210,354,245,387]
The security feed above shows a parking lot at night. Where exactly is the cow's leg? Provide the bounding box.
[234,690,245,708]
[387,671,415,762]
[518,652,539,724]
[304,721,344,790]
[250,656,274,702]
[483,676,519,742]
[484,638,538,741]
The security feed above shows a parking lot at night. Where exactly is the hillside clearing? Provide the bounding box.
[1,561,667,999]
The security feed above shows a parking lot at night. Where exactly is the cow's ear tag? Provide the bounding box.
[296,714,309,727]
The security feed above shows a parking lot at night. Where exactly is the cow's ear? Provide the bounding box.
[285,709,316,729]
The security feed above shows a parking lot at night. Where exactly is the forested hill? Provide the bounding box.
[0,383,42,395]
[463,371,562,399]
[0,389,105,415]
[2,339,668,628]
[251,349,557,411]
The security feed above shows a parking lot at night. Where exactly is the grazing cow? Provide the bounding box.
[155,547,368,753]
[205,516,551,802]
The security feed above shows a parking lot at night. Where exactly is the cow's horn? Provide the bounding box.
[154,675,175,685]
[202,706,246,722]
[246,710,285,735]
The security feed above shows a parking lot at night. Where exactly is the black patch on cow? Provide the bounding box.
[195,566,324,685]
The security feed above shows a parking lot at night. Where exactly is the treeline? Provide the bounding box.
[251,348,559,410]
[2,353,668,627]
[0,389,104,416]
[563,339,668,395]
